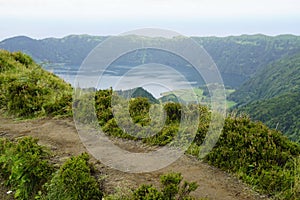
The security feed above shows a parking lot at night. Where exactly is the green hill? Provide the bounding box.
[159,93,180,103]
[229,53,300,141]
[116,87,159,104]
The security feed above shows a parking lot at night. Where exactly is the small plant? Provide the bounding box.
[104,186,133,200]
[133,172,198,200]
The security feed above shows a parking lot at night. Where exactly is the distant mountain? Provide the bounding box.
[1,34,300,88]
[116,87,159,104]
[0,35,106,65]
[229,53,300,141]
[159,93,180,103]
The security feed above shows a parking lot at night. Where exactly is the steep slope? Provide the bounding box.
[229,53,300,141]
[193,34,300,87]
[0,50,72,118]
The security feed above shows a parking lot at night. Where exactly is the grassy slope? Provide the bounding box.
[193,34,300,87]
[229,53,300,141]
[0,50,72,118]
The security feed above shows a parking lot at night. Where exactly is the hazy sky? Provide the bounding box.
[1,0,300,40]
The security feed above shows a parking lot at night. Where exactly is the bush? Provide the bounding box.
[12,51,34,67]
[133,172,198,200]
[204,115,300,199]
[45,153,103,200]
[129,97,151,126]
[0,137,54,200]
[133,184,163,200]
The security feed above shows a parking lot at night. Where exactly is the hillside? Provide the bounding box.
[0,50,72,118]
[2,34,300,88]
[193,34,300,87]
[229,53,300,141]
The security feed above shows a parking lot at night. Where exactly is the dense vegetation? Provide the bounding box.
[0,137,103,199]
[44,153,103,200]
[230,53,300,141]
[204,116,300,199]
[193,34,300,87]
[1,51,300,199]
[0,50,72,118]
[0,137,54,199]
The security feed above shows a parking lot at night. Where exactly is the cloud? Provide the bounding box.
[0,0,299,39]
[1,0,299,20]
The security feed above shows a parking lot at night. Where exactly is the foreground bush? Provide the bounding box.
[204,115,300,199]
[45,153,103,200]
[0,137,54,200]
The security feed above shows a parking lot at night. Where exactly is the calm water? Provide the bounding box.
[45,64,203,98]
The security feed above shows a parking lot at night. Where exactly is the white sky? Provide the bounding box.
[0,0,300,39]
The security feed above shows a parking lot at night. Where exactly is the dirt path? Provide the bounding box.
[0,114,269,200]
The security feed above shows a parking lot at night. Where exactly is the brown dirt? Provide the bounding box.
[0,114,270,200]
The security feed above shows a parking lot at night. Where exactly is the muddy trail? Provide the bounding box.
[0,114,269,200]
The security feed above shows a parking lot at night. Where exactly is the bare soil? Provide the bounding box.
[0,114,270,200]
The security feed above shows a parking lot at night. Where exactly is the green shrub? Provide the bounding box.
[164,102,181,124]
[12,51,34,67]
[133,184,163,200]
[129,97,151,126]
[45,153,103,200]
[95,89,113,126]
[204,115,300,199]
[144,125,179,146]
[0,137,54,200]
[133,172,198,200]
